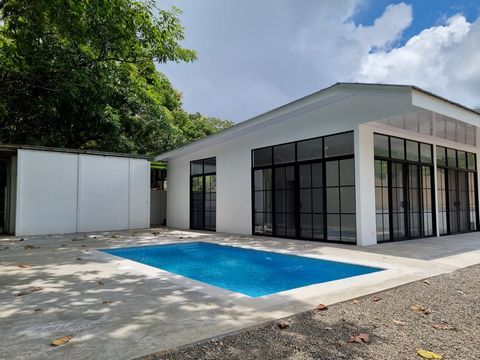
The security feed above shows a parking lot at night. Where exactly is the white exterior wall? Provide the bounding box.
[16,150,79,235]
[167,91,413,237]
[15,149,150,236]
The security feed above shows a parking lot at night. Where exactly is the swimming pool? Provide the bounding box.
[102,242,383,297]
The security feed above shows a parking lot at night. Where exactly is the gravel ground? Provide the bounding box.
[139,265,480,360]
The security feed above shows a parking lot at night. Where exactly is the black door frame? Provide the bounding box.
[438,166,479,235]
[387,160,436,241]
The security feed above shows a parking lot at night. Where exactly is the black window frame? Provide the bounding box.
[373,133,436,243]
[190,157,216,231]
[251,130,356,244]
[435,146,479,235]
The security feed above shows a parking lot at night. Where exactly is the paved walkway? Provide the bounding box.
[1,228,479,360]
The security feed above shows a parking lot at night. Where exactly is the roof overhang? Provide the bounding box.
[156,82,480,161]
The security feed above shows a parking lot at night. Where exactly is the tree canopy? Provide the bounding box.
[0,0,233,155]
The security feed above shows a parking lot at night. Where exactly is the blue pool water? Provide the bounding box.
[102,242,383,297]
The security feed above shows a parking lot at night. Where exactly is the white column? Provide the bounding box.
[354,124,377,246]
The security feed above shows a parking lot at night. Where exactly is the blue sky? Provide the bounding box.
[158,1,480,122]
[354,0,480,44]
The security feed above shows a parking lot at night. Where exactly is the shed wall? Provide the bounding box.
[15,149,149,236]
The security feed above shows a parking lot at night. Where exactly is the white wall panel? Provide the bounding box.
[129,158,150,229]
[15,150,150,236]
[16,150,78,235]
[77,155,130,232]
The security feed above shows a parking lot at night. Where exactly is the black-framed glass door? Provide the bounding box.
[389,161,433,240]
[274,165,296,238]
[374,134,435,242]
[436,146,478,235]
[252,131,356,243]
[190,157,216,231]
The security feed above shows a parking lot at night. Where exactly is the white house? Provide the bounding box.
[0,145,150,236]
[156,83,480,246]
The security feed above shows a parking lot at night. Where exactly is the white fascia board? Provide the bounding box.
[412,88,480,126]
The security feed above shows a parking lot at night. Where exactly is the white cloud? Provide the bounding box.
[158,1,480,121]
[355,15,480,108]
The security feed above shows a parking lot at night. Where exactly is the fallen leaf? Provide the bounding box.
[24,245,40,250]
[51,335,73,346]
[416,349,442,359]
[423,280,431,285]
[348,333,369,343]
[315,303,328,311]
[411,304,432,315]
[432,323,455,331]
[16,286,44,297]
[372,296,382,302]
[102,300,113,304]
[277,321,290,329]
[18,264,31,268]
[392,320,407,326]
[351,299,360,305]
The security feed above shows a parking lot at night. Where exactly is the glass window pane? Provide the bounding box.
[264,213,272,235]
[300,214,312,238]
[339,159,355,186]
[406,140,419,161]
[204,157,216,173]
[191,160,203,175]
[467,152,476,170]
[326,161,339,186]
[312,214,324,239]
[297,137,323,161]
[390,137,405,160]
[341,215,356,242]
[327,214,341,240]
[374,134,389,157]
[312,189,323,213]
[324,132,354,157]
[254,192,264,212]
[274,143,295,164]
[326,188,339,213]
[436,146,446,167]
[254,169,272,191]
[299,164,311,189]
[420,143,432,163]
[253,147,272,167]
[312,163,323,187]
[275,167,285,189]
[300,189,311,213]
[340,187,356,213]
[447,148,457,168]
[457,151,467,169]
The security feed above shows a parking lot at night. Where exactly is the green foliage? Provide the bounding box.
[0,0,232,155]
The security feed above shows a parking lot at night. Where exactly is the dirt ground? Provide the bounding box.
[141,265,480,360]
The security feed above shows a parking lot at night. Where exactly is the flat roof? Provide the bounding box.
[0,144,152,160]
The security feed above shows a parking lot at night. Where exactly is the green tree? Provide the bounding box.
[0,0,231,155]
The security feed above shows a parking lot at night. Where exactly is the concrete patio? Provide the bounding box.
[1,228,479,360]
